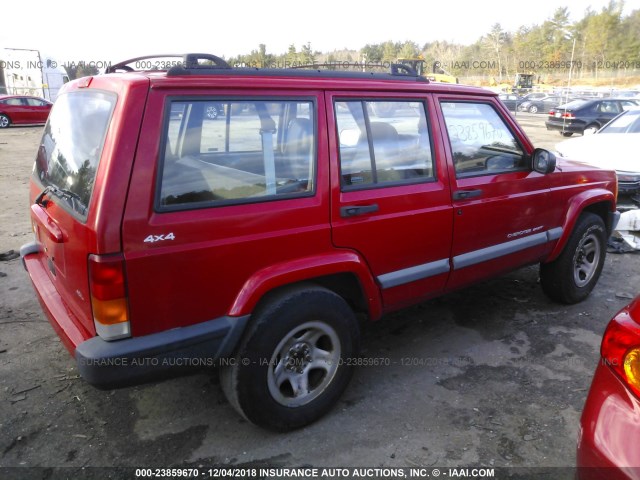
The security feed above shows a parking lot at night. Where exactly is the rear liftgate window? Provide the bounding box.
[158,99,316,210]
[34,90,116,219]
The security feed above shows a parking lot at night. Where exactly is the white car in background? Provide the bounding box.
[556,107,640,209]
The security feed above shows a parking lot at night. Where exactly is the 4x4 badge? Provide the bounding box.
[143,233,176,243]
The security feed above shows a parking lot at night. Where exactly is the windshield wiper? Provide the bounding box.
[51,186,82,203]
[34,185,86,215]
[34,186,54,207]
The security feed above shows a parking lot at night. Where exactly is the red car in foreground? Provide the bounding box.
[0,94,52,128]
[578,295,640,479]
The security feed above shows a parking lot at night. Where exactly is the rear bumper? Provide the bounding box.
[21,241,250,389]
[577,362,640,479]
[545,119,584,133]
[21,244,93,354]
[75,314,249,389]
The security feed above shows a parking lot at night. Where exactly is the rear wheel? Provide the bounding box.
[561,132,573,137]
[220,285,360,431]
[0,114,10,128]
[540,213,607,304]
[528,105,539,113]
[205,104,220,120]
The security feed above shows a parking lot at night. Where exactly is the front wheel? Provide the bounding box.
[220,285,360,431]
[540,213,607,304]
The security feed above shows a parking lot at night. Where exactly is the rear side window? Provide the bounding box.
[597,101,621,114]
[5,98,25,105]
[440,101,525,178]
[34,90,116,219]
[159,99,315,210]
[336,100,434,190]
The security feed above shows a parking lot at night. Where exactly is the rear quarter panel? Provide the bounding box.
[121,88,339,336]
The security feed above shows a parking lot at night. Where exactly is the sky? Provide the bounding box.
[2,0,639,64]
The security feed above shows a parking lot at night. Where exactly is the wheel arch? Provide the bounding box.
[546,191,615,263]
[228,251,382,321]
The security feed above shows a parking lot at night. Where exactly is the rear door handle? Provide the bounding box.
[31,204,64,243]
[452,189,482,201]
[340,204,379,218]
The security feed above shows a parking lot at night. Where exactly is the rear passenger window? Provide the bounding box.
[598,101,621,114]
[26,98,46,107]
[159,99,315,210]
[440,102,525,178]
[336,100,434,190]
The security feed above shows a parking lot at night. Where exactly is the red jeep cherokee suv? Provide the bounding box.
[21,54,619,431]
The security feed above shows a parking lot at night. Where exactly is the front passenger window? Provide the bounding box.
[440,102,525,178]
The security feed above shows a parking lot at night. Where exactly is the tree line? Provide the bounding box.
[63,1,639,83]
[228,1,639,83]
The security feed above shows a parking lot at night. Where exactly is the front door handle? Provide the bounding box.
[452,189,482,201]
[340,204,379,218]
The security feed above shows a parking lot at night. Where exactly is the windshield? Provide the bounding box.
[599,109,640,134]
[34,90,116,219]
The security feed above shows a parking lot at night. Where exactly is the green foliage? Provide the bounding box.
[225,3,638,79]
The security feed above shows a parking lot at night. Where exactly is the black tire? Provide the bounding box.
[561,132,573,137]
[540,212,607,304]
[205,104,220,120]
[0,114,10,128]
[220,285,360,431]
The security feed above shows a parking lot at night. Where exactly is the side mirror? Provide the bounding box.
[531,148,556,174]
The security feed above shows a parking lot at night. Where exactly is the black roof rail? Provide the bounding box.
[107,53,429,82]
[168,53,231,73]
[287,62,424,79]
[106,54,182,73]
[390,63,419,76]
[106,53,231,74]
[166,56,428,82]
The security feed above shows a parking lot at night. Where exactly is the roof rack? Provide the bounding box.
[170,59,427,82]
[106,53,428,82]
[288,62,419,76]
[105,53,230,74]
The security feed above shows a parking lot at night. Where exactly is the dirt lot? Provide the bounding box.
[1,116,639,478]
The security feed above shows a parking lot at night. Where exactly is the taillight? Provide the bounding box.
[549,110,555,116]
[88,254,131,340]
[562,112,575,119]
[601,297,640,397]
